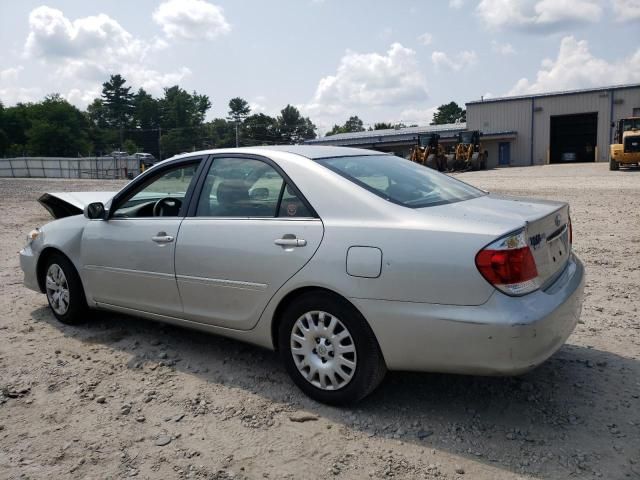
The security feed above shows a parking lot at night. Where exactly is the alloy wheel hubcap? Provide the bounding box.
[45,264,69,315]
[290,311,357,391]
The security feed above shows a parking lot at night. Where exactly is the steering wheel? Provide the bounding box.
[153,197,182,217]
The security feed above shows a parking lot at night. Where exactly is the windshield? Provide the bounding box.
[315,154,485,208]
[622,119,640,131]
[459,132,474,144]
[418,135,434,147]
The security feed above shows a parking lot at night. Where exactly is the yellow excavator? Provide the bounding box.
[409,133,447,171]
[445,130,487,171]
[610,117,640,170]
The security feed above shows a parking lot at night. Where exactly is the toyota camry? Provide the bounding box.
[20,146,585,404]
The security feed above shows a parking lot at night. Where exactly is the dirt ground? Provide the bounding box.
[1,163,639,480]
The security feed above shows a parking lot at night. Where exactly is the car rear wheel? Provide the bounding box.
[44,253,87,325]
[278,292,386,405]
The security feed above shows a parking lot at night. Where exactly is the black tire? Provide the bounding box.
[278,291,386,405]
[610,158,619,171]
[42,253,88,325]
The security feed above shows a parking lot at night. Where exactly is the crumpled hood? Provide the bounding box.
[39,192,116,219]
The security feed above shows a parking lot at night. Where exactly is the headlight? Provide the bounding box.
[27,228,41,244]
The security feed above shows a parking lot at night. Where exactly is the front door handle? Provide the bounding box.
[152,232,174,244]
[274,236,307,247]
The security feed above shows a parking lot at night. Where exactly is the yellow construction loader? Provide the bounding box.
[610,117,640,170]
[445,130,487,171]
[409,133,447,171]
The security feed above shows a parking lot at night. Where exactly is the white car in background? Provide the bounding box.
[21,146,584,404]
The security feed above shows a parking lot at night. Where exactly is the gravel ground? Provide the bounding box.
[1,163,639,480]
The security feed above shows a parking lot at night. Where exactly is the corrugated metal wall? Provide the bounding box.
[534,92,610,164]
[467,99,532,166]
[467,86,640,166]
[0,157,140,179]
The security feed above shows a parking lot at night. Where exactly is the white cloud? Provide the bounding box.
[612,0,640,21]
[431,50,478,71]
[450,0,465,9]
[491,40,516,55]
[0,66,40,105]
[0,66,24,83]
[153,0,231,41]
[0,86,41,105]
[22,6,191,107]
[399,106,438,125]
[509,36,640,95]
[417,32,433,46]
[477,0,603,30]
[304,43,429,118]
[25,6,147,62]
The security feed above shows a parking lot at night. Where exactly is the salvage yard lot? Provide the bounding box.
[1,162,639,479]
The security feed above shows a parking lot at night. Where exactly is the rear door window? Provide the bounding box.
[195,157,314,218]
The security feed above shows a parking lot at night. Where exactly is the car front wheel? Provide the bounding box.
[278,292,386,405]
[43,253,87,325]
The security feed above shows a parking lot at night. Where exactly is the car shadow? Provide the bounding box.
[30,306,639,479]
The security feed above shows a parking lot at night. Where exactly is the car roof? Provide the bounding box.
[168,145,385,162]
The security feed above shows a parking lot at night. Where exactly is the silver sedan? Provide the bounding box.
[20,146,585,404]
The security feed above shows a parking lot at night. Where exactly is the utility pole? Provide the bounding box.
[227,114,247,148]
[158,126,162,160]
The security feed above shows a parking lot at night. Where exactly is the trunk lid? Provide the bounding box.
[524,202,570,288]
[420,194,571,288]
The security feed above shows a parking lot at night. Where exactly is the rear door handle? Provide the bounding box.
[152,233,174,243]
[274,237,307,247]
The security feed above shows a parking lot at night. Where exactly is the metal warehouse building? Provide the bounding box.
[306,83,640,168]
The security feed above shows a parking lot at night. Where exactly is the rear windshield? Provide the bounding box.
[315,154,485,208]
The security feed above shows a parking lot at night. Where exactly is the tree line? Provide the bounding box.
[0,73,466,159]
[0,74,316,159]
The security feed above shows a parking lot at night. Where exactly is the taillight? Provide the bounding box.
[475,229,541,296]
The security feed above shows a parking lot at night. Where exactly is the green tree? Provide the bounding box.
[133,88,160,129]
[228,97,251,119]
[277,105,316,143]
[101,74,134,129]
[0,101,8,156]
[2,103,31,153]
[373,122,393,130]
[158,86,211,157]
[344,116,365,132]
[160,86,211,128]
[123,139,139,154]
[431,102,466,125]
[326,115,365,136]
[87,99,109,128]
[26,94,90,156]
[205,118,236,148]
[242,113,278,146]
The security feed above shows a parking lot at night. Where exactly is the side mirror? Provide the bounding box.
[84,202,106,220]
[250,187,269,200]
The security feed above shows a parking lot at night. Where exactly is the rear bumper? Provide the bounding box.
[352,254,585,374]
[20,245,41,293]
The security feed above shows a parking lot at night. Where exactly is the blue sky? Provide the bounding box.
[1,0,639,133]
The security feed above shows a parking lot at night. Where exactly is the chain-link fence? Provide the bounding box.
[0,157,142,179]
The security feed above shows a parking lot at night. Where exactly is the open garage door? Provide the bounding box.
[550,113,597,163]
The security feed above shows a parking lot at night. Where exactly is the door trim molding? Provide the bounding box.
[84,265,175,279]
[176,274,267,291]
